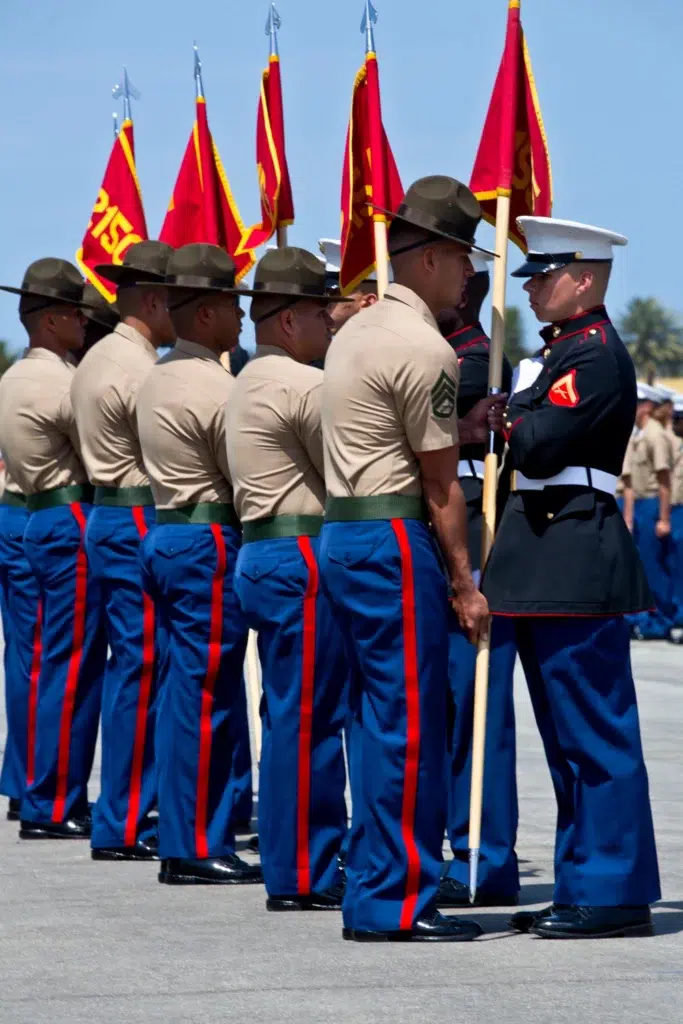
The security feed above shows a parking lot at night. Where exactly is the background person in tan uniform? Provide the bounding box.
[318,238,382,334]
[137,244,261,887]
[320,176,497,943]
[0,259,107,839]
[623,384,674,639]
[72,241,175,861]
[228,248,349,912]
[668,397,683,643]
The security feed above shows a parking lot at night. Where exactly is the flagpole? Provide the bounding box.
[362,0,389,298]
[266,5,288,250]
[468,190,511,902]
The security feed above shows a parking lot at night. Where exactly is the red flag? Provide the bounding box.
[470,0,552,251]
[160,97,255,281]
[238,55,294,253]
[340,52,403,295]
[76,120,148,302]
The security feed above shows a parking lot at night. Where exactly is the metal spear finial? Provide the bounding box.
[112,67,140,122]
[194,43,205,99]
[265,3,282,58]
[360,0,378,54]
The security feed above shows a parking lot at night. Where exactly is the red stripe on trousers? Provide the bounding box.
[296,536,319,895]
[52,504,88,823]
[125,507,156,847]
[390,519,422,931]
[194,523,227,860]
[26,599,43,787]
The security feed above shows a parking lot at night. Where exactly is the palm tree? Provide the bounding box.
[504,306,529,367]
[619,298,683,383]
[0,340,14,377]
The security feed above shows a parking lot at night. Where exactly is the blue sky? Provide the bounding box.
[0,0,681,354]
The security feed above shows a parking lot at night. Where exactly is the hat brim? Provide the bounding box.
[160,280,261,298]
[373,205,498,258]
[95,264,167,285]
[511,258,573,279]
[0,284,92,308]
[84,309,119,329]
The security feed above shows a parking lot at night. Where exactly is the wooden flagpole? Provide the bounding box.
[468,191,511,902]
[373,218,389,299]
[276,225,288,248]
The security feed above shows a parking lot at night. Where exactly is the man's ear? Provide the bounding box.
[575,269,595,297]
[362,293,379,308]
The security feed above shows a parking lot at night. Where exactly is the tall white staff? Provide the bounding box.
[467,0,553,901]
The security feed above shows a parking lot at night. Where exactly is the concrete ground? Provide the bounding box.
[0,641,681,1023]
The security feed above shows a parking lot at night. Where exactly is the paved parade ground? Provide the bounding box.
[0,641,681,1024]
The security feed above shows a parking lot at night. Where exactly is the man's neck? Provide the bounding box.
[28,335,68,360]
[256,333,304,362]
[181,334,221,357]
[123,315,157,348]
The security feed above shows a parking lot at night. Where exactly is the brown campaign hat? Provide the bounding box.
[377,175,497,258]
[0,257,89,306]
[252,247,351,302]
[163,243,259,296]
[82,284,120,330]
[95,240,174,286]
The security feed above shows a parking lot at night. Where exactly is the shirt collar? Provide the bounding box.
[540,306,610,346]
[174,337,222,364]
[385,283,439,332]
[445,321,489,351]
[24,346,73,369]
[114,322,158,359]
[254,344,293,360]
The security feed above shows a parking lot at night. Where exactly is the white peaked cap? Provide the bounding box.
[318,238,393,285]
[470,251,494,275]
[512,217,628,277]
[637,383,665,403]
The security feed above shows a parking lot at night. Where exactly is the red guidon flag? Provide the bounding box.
[340,51,403,294]
[76,119,148,302]
[160,96,255,281]
[470,0,552,251]
[238,54,294,253]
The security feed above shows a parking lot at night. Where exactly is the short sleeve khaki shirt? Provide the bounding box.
[624,417,673,498]
[136,338,234,510]
[71,323,157,488]
[322,283,460,498]
[0,347,87,495]
[225,345,326,522]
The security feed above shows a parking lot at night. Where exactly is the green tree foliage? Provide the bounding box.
[0,340,15,377]
[619,298,683,384]
[504,306,530,367]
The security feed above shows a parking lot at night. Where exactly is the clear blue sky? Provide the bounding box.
[0,0,681,354]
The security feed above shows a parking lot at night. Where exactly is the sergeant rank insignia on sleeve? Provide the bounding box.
[549,369,580,408]
[431,370,457,418]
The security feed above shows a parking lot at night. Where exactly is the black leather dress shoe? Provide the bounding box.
[267,883,344,911]
[438,876,518,908]
[92,836,159,861]
[509,904,568,933]
[343,910,483,942]
[19,817,92,839]
[7,798,21,822]
[247,834,259,852]
[158,854,264,885]
[531,904,654,939]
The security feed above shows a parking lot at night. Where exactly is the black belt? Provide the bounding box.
[242,514,323,543]
[325,495,428,523]
[26,484,94,512]
[94,485,154,507]
[156,502,240,528]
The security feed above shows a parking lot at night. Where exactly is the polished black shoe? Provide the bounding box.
[247,834,259,852]
[19,816,92,839]
[92,836,159,861]
[509,903,568,933]
[531,904,654,939]
[437,876,518,909]
[6,798,21,822]
[267,883,344,912]
[158,854,263,885]
[343,910,483,942]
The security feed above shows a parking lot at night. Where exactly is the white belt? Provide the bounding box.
[515,466,618,496]
[458,459,485,480]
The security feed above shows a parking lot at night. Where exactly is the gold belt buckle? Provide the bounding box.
[511,470,518,492]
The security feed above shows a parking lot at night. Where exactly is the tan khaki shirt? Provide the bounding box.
[225,345,325,522]
[322,283,460,497]
[666,427,683,506]
[623,418,672,498]
[71,323,157,487]
[0,348,87,495]
[136,338,234,509]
